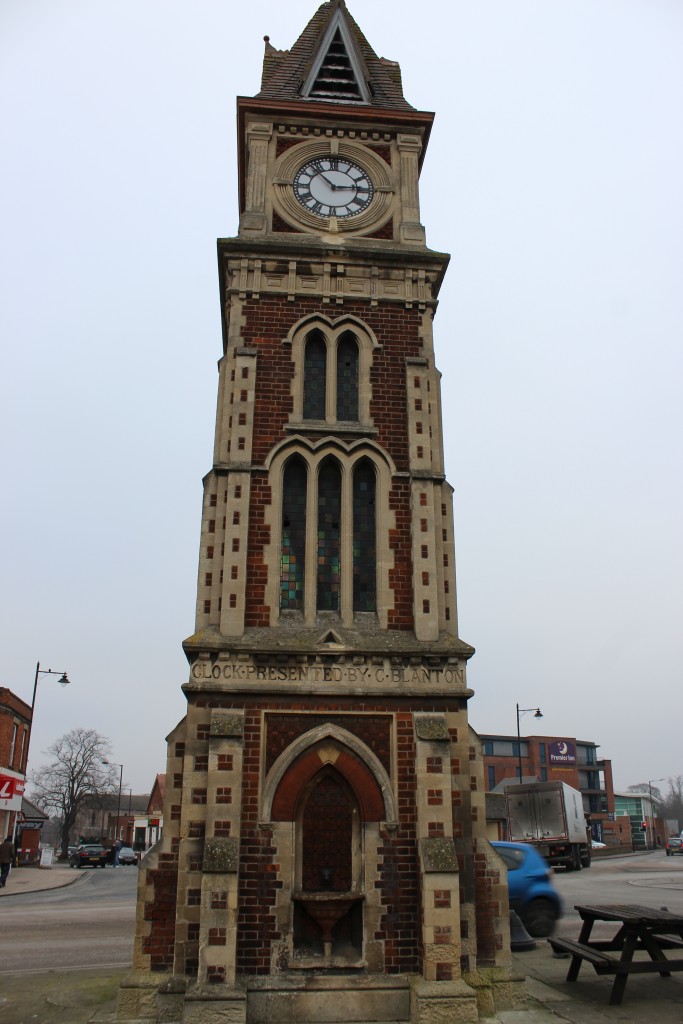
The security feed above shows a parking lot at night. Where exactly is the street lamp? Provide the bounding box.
[26,661,70,771]
[515,703,543,782]
[646,778,664,850]
[103,761,124,860]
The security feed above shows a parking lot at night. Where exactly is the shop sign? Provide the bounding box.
[0,772,25,810]
[548,741,576,765]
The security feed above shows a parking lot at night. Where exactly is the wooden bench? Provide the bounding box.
[548,938,621,975]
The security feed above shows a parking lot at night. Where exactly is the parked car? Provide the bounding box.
[69,844,109,869]
[665,837,683,857]
[492,840,562,937]
[591,840,606,849]
[117,846,138,866]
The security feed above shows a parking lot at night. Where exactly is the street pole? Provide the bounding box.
[515,704,543,782]
[647,778,664,850]
[115,764,123,847]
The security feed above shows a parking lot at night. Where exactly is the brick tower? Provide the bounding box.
[119,4,524,1022]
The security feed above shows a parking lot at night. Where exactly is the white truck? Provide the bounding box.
[505,780,592,870]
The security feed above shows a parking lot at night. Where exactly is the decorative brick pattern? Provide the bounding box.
[210,890,228,910]
[208,927,227,946]
[265,713,391,773]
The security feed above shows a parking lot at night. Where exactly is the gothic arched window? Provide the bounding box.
[281,455,307,610]
[303,331,327,420]
[317,458,341,611]
[352,458,376,612]
[336,332,358,421]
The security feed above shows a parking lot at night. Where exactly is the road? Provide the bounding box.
[0,851,681,975]
[0,866,137,975]
[553,850,683,937]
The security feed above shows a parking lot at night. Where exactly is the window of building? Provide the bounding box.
[279,452,380,619]
[9,724,17,767]
[317,459,341,611]
[483,740,493,756]
[290,316,375,427]
[303,328,360,423]
[540,767,547,782]
[539,742,546,764]
[352,458,376,612]
[303,331,327,419]
[336,333,359,421]
[487,766,496,790]
[281,456,307,610]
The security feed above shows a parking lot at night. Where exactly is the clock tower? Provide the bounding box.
[119,4,524,1022]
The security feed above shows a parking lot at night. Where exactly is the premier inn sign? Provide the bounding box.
[548,740,577,765]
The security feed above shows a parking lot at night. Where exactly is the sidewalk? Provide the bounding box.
[2,864,683,1023]
[0,860,80,897]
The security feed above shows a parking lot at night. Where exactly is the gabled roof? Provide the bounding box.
[258,0,414,111]
[21,797,48,821]
[147,773,165,814]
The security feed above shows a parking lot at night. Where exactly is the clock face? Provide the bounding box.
[293,157,374,219]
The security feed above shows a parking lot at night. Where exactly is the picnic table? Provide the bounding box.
[548,903,683,1005]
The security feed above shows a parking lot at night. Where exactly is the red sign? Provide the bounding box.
[0,775,25,800]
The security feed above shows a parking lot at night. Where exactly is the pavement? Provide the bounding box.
[1,864,682,1024]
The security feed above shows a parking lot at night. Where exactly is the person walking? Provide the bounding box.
[0,834,14,887]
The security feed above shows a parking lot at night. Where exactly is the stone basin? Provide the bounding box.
[293,892,365,956]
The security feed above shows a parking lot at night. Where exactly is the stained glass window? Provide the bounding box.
[336,332,358,421]
[303,331,326,420]
[317,459,341,611]
[280,456,307,610]
[353,458,376,611]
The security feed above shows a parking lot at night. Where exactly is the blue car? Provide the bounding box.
[492,841,562,937]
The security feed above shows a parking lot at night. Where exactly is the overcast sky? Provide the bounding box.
[1,1,681,797]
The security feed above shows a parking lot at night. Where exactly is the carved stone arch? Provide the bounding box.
[262,723,397,825]
[265,434,397,475]
[283,312,381,351]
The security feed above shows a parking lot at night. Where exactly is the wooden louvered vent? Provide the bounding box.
[309,29,364,102]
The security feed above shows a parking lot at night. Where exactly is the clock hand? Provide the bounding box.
[318,172,355,192]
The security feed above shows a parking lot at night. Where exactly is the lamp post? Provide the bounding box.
[646,778,664,850]
[26,662,70,771]
[515,704,543,782]
[104,761,124,862]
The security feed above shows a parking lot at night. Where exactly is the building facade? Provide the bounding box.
[480,732,615,844]
[613,791,662,851]
[120,4,524,1022]
[0,688,31,842]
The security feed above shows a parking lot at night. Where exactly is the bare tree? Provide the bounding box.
[30,728,117,858]
[659,776,683,831]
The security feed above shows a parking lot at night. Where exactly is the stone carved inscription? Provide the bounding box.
[191,660,466,687]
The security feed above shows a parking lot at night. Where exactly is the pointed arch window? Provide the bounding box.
[303,331,327,420]
[336,332,359,421]
[301,327,362,424]
[353,458,376,612]
[274,447,385,624]
[281,456,307,610]
[317,459,341,611]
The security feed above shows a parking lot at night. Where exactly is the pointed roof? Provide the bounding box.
[258,0,414,111]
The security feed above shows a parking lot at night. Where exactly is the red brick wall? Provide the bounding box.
[0,689,31,772]
[142,856,180,972]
